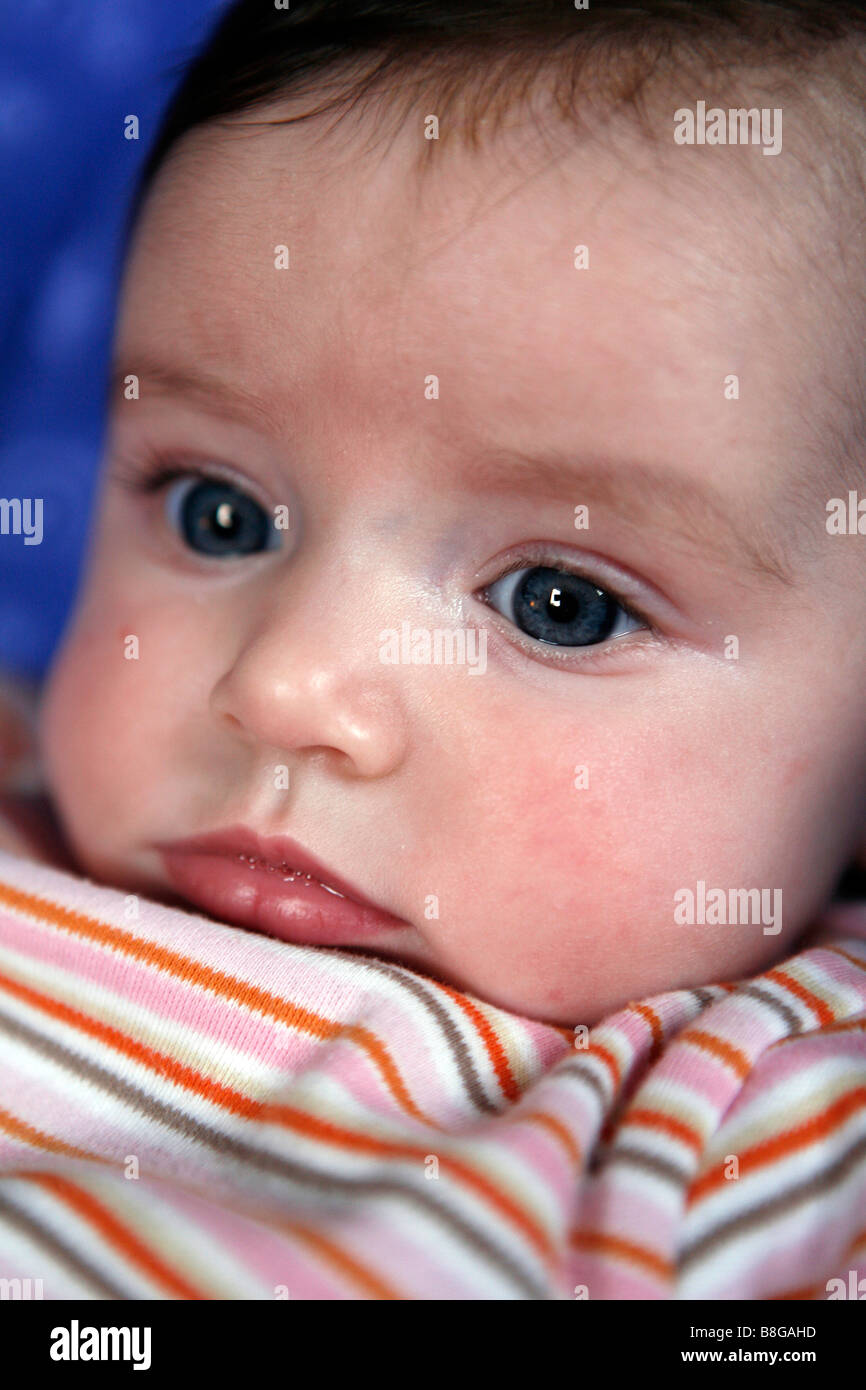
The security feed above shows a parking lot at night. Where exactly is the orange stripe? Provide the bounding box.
[588,1041,621,1088]
[280,1220,404,1300]
[770,1016,866,1045]
[0,879,432,1125]
[435,981,521,1101]
[28,1173,207,1298]
[334,1028,434,1124]
[592,1040,627,1145]
[518,1110,582,1166]
[626,1107,703,1153]
[688,1085,866,1204]
[1,969,449,1174]
[255,1103,557,1264]
[570,1229,672,1282]
[0,1105,98,1162]
[591,1043,624,1149]
[818,1017,866,1035]
[0,968,555,1265]
[681,1028,751,1079]
[628,1002,665,1062]
[765,967,834,1026]
[0,968,273,1119]
[824,945,866,976]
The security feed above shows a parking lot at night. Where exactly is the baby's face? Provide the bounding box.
[39,94,866,1023]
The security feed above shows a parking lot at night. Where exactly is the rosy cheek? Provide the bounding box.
[41,641,103,791]
[484,739,614,883]
[780,753,813,789]
[41,600,142,766]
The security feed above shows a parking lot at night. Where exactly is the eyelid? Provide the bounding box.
[480,609,665,671]
[109,444,277,515]
[475,537,674,599]
[475,544,660,634]
[109,445,285,564]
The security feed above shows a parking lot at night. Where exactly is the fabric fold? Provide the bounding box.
[0,849,863,1300]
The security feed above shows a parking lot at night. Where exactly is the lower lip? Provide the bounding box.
[158,849,409,946]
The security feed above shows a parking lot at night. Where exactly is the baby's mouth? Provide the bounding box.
[235,851,347,895]
[153,824,411,947]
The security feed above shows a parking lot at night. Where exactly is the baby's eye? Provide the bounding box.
[481,564,644,647]
[165,476,280,558]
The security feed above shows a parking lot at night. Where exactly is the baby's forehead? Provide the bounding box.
[129,116,823,389]
[145,82,857,320]
[118,89,865,555]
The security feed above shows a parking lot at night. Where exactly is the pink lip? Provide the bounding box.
[154,825,411,946]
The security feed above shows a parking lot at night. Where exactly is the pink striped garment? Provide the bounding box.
[0,847,864,1299]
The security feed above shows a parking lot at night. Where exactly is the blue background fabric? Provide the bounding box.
[0,0,229,680]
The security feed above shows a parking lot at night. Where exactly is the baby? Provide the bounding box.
[3,0,866,1030]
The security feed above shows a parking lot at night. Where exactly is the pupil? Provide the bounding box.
[213,501,238,533]
[515,566,617,646]
[538,584,579,623]
[179,480,270,556]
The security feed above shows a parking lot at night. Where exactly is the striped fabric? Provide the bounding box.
[0,848,864,1300]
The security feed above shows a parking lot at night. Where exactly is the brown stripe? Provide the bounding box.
[33,1172,207,1300]
[0,1005,550,1298]
[690,988,721,1010]
[0,880,430,1124]
[323,950,501,1113]
[766,967,834,1026]
[556,1057,611,1107]
[0,1189,129,1298]
[3,876,501,1118]
[680,1131,866,1273]
[605,1144,693,1188]
[569,990,713,1127]
[0,967,555,1264]
[736,983,803,1034]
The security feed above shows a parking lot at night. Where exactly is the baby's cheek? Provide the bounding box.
[39,607,172,869]
[450,705,781,1009]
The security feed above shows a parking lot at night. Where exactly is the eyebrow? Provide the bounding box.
[108,355,284,436]
[462,450,796,587]
[108,355,794,587]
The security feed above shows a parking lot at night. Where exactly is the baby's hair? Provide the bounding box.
[125,0,866,495]
[131,0,866,214]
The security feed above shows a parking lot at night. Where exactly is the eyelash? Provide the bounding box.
[110,447,217,495]
[476,546,656,655]
[112,450,659,662]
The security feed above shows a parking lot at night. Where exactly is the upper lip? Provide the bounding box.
[154,824,399,917]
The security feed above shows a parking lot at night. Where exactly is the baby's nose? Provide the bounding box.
[208,597,409,780]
